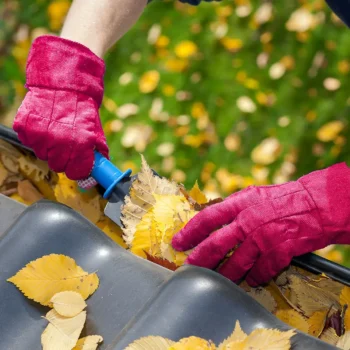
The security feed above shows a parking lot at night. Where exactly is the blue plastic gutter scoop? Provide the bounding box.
[91,151,135,227]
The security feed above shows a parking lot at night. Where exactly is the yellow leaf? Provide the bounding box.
[41,309,86,350]
[96,217,127,248]
[340,287,350,307]
[344,309,350,332]
[288,275,339,317]
[317,121,344,142]
[337,331,350,350]
[276,309,309,333]
[218,321,247,350]
[122,155,179,246]
[18,155,49,182]
[131,210,156,258]
[169,336,216,350]
[174,41,198,59]
[240,328,295,350]
[8,254,99,306]
[319,328,339,346]
[188,181,208,204]
[247,287,277,313]
[251,138,282,165]
[54,174,101,224]
[307,311,328,337]
[139,70,160,94]
[164,58,189,73]
[72,335,103,350]
[10,193,32,206]
[125,336,174,350]
[50,291,87,317]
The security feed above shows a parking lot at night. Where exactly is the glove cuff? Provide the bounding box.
[25,35,105,106]
[299,162,350,242]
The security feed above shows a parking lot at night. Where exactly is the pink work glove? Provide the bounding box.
[172,163,350,286]
[13,35,108,185]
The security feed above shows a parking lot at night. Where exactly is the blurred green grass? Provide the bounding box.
[0,0,349,265]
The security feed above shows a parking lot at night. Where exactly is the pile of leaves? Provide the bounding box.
[126,321,296,350]
[121,156,350,348]
[8,254,102,349]
[0,140,126,247]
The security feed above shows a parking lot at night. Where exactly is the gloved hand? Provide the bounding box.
[13,35,108,184]
[172,163,350,286]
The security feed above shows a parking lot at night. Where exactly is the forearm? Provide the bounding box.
[60,0,147,57]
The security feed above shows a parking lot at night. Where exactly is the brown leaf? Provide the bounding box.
[247,287,277,313]
[0,162,8,186]
[319,328,339,346]
[144,251,179,271]
[288,274,339,317]
[17,180,43,204]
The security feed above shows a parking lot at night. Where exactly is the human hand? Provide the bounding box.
[172,163,350,286]
[13,36,108,185]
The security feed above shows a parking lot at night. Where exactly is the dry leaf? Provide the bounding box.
[337,331,350,350]
[125,336,174,350]
[18,155,49,182]
[96,216,127,248]
[41,309,86,350]
[54,174,101,224]
[72,335,103,350]
[169,336,216,350]
[1,153,19,173]
[145,251,179,271]
[239,328,295,350]
[319,328,339,345]
[188,181,208,205]
[0,161,8,186]
[276,309,309,333]
[17,179,43,203]
[288,275,339,316]
[307,310,328,337]
[122,155,180,246]
[218,321,247,350]
[247,287,277,313]
[8,254,99,306]
[50,291,87,317]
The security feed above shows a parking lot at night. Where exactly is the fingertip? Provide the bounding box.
[65,149,94,180]
[171,231,187,251]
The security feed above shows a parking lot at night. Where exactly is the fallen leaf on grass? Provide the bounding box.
[41,309,86,350]
[8,254,99,306]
